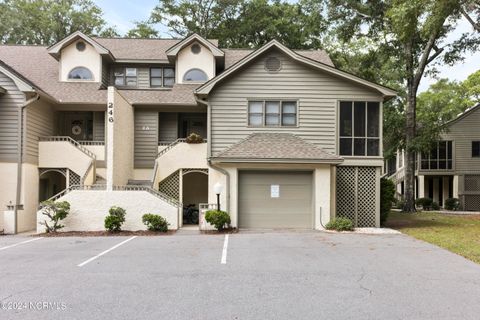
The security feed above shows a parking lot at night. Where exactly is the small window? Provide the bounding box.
[191,43,201,54]
[76,41,86,52]
[163,68,175,87]
[473,141,480,157]
[68,67,93,80]
[150,67,175,88]
[114,67,137,87]
[183,69,208,82]
[150,68,162,87]
[248,101,263,126]
[248,100,297,127]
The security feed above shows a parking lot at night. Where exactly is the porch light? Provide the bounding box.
[214,182,223,211]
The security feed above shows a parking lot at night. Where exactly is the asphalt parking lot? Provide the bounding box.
[1,231,480,320]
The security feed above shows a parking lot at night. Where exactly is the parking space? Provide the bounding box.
[1,231,480,319]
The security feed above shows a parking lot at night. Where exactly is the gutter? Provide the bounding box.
[196,96,230,213]
[15,93,40,233]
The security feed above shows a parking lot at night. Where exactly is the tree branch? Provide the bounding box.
[461,7,480,32]
[426,45,444,64]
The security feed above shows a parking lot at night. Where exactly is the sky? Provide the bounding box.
[95,0,480,92]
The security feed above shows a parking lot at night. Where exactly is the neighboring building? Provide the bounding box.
[0,31,396,233]
[388,104,480,211]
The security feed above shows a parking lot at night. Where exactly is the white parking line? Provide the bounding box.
[77,236,137,267]
[0,237,43,251]
[221,234,229,264]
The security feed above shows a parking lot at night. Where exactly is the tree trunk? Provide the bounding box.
[403,85,417,212]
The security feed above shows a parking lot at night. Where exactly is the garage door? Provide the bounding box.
[238,171,313,228]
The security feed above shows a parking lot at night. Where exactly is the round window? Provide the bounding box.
[264,56,282,73]
[191,43,201,54]
[76,41,86,52]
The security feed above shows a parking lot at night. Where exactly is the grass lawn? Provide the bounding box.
[385,211,480,264]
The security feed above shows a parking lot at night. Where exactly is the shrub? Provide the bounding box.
[325,217,354,232]
[105,206,126,231]
[444,198,460,211]
[185,132,204,144]
[415,197,433,210]
[431,201,440,211]
[142,214,169,232]
[380,178,396,225]
[39,200,71,233]
[205,210,231,231]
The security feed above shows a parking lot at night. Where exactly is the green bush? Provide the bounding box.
[104,206,126,231]
[185,132,204,144]
[444,198,460,211]
[415,197,433,210]
[205,210,231,231]
[142,214,169,232]
[431,201,440,211]
[325,217,354,231]
[380,178,396,225]
[39,200,71,233]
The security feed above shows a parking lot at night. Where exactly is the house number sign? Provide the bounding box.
[108,102,114,122]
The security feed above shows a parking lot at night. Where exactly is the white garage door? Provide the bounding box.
[238,171,313,228]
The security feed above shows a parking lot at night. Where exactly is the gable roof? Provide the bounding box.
[165,33,224,60]
[445,103,480,127]
[223,48,334,69]
[212,132,343,164]
[0,60,36,92]
[47,31,112,60]
[196,40,396,99]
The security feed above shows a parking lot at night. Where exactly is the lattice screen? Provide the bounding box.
[336,166,377,227]
[158,170,180,201]
[68,170,81,186]
[464,195,480,211]
[465,175,480,192]
[336,166,357,224]
[357,167,377,227]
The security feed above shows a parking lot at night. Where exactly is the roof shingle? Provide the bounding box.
[214,133,343,163]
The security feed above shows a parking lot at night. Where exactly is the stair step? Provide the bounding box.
[127,180,152,186]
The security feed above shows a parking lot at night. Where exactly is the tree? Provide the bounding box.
[0,0,115,45]
[39,200,71,233]
[150,0,328,48]
[126,21,159,39]
[328,0,480,212]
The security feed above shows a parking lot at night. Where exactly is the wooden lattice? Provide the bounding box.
[464,195,480,211]
[336,166,377,227]
[465,175,480,192]
[336,166,357,224]
[158,170,180,201]
[357,167,377,227]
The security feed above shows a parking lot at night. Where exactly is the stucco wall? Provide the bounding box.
[36,190,179,232]
[39,141,92,177]
[176,41,215,84]
[0,163,18,231]
[107,87,134,187]
[18,163,40,232]
[60,40,102,82]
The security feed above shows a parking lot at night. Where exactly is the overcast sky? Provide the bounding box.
[95,0,480,92]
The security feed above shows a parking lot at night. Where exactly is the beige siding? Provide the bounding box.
[137,68,150,88]
[24,99,55,164]
[442,107,480,174]
[134,109,159,168]
[0,72,24,162]
[158,112,178,143]
[209,48,382,156]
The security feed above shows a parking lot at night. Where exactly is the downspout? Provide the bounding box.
[196,96,230,213]
[15,93,40,233]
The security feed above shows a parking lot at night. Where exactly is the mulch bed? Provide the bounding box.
[200,228,238,234]
[35,230,176,237]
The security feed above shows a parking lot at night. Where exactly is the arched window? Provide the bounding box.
[68,67,93,80]
[183,69,208,82]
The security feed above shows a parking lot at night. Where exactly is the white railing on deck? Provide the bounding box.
[78,140,105,146]
[39,136,96,160]
[156,138,207,158]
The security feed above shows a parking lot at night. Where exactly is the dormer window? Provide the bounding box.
[68,67,93,80]
[76,41,86,52]
[183,68,208,82]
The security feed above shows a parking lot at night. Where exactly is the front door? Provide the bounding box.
[64,112,93,141]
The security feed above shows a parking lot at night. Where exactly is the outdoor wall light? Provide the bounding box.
[214,182,223,211]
